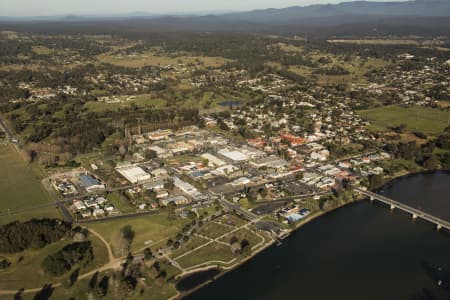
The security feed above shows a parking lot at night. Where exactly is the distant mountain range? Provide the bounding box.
[1,0,450,38]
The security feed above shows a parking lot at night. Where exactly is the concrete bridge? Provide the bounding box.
[355,188,450,231]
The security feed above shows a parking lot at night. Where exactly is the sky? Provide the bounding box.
[0,0,391,17]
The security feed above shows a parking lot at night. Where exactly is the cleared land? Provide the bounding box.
[175,242,235,269]
[84,95,166,113]
[97,50,231,68]
[219,228,263,247]
[0,144,52,213]
[86,213,190,256]
[358,106,450,135]
[197,222,232,239]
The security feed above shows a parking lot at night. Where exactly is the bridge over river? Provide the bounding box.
[356,188,450,231]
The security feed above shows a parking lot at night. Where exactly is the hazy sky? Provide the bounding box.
[0,0,390,17]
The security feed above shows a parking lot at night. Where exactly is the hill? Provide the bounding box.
[1,0,450,38]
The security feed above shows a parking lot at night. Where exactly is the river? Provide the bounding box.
[184,171,450,300]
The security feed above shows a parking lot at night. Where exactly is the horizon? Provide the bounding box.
[0,0,406,18]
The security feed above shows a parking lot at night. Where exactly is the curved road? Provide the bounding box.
[0,228,121,296]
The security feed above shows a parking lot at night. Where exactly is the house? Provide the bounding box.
[84,198,98,209]
[151,168,168,178]
[92,208,105,217]
[281,134,306,147]
[338,161,352,169]
[218,149,249,163]
[160,195,191,206]
[96,197,108,205]
[248,138,266,149]
[250,155,288,170]
[311,149,330,161]
[135,136,147,144]
[148,129,172,141]
[156,190,169,199]
[80,210,91,218]
[73,200,86,211]
[230,177,251,186]
[148,146,169,158]
[212,164,238,176]
[105,205,115,212]
[201,153,226,167]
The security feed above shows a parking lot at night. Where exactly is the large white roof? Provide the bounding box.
[218,149,249,162]
[117,166,150,184]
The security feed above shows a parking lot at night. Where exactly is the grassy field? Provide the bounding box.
[0,206,61,226]
[39,265,179,300]
[197,222,232,239]
[282,54,389,85]
[219,228,263,248]
[84,96,166,113]
[31,45,53,55]
[175,242,235,269]
[0,144,52,214]
[0,233,108,291]
[97,50,230,69]
[86,213,190,256]
[106,192,135,213]
[358,106,450,135]
[171,235,210,258]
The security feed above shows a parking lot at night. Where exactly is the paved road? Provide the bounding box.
[218,198,257,221]
[0,115,14,140]
[43,180,74,223]
[77,210,160,224]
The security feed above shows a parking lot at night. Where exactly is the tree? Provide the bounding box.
[240,239,251,257]
[164,179,175,191]
[69,268,79,287]
[144,149,157,160]
[143,248,152,260]
[423,155,439,170]
[33,284,54,300]
[88,272,99,290]
[167,202,176,220]
[120,225,135,254]
[247,189,258,202]
[96,276,109,297]
[368,174,384,190]
[41,242,93,276]
[259,188,268,199]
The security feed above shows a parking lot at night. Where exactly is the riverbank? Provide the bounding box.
[175,233,277,299]
[176,169,450,298]
[185,171,450,300]
[175,197,365,299]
